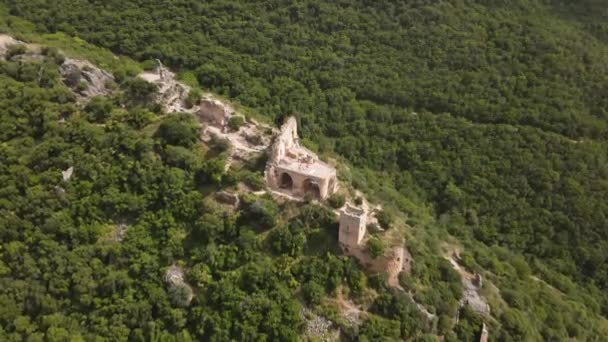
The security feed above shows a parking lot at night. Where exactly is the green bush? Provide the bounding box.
[84,96,113,123]
[243,172,265,191]
[141,59,158,71]
[367,237,384,259]
[327,193,346,208]
[6,44,27,59]
[302,281,325,305]
[41,46,65,64]
[155,114,200,148]
[185,88,202,109]
[376,209,393,230]
[228,115,245,131]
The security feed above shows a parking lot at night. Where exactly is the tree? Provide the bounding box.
[155,114,199,147]
[84,96,113,123]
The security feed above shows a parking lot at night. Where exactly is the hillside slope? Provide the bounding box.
[1,1,608,341]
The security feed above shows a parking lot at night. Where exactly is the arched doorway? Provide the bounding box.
[303,179,321,199]
[279,173,293,190]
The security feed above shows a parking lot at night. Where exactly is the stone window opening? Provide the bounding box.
[279,173,293,190]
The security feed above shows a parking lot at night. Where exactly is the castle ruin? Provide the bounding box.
[265,117,337,200]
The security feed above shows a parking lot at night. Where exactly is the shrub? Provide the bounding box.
[368,237,384,258]
[185,88,202,108]
[376,209,393,230]
[141,59,158,71]
[302,281,325,305]
[77,80,89,92]
[210,134,231,152]
[41,46,65,65]
[168,283,193,308]
[327,193,346,208]
[6,44,27,59]
[84,96,113,123]
[155,114,199,147]
[228,115,245,131]
[244,172,265,191]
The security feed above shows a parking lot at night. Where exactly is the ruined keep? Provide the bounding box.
[265,117,337,200]
[339,204,367,249]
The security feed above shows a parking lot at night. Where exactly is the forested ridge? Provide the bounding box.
[1,0,608,340]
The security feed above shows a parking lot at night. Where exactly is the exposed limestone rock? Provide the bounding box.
[0,34,23,60]
[479,323,489,342]
[447,256,491,316]
[265,117,337,200]
[62,166,74,181]
[138,61,191,113]
[0,35,114,102]
[60,58,115,100]
[111,223,129,242]
[202,117,272,170]
[301,308,337,341]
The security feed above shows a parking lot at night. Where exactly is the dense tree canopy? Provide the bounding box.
[2,0,608,339]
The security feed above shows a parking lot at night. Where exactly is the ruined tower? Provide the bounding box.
[339,204,367,249]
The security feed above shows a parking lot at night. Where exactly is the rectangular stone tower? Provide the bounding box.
[339,204,367,249]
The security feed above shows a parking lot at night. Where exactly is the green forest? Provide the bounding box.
[1,0,608,340]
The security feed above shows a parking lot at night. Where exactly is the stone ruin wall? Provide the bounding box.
[268,116,299,164]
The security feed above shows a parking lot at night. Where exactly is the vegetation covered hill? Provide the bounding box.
[1,0,608,341]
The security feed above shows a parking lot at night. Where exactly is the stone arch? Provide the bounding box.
[279,172,293,190]
[303,179,321,199]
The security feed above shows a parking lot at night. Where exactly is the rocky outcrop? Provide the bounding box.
[138,61,191,113]
[0,34,23,60]
[60,58,115,100]
[62,166,74,181]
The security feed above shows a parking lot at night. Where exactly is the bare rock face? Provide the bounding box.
[60,58,115,100]
[0,34,23,60]
[301,308,337,340]
[138,62,191,113]
[62,166,74,181]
